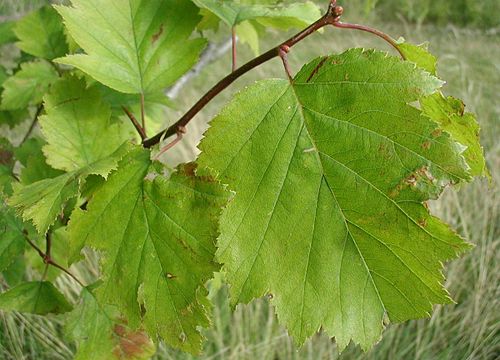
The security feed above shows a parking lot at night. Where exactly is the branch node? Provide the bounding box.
[154,126,186,160]
[279,45,293,81]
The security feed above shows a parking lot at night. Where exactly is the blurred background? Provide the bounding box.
[0,0,498,359]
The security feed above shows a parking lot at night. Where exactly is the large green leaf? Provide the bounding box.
[0,61,59,111]
[55,0,206,95]
[198,49,476,350]
[68,148,230,353]
[13,5,68,60]
[66,287,155,360]
[40,77,127,174]
[0,281,72,315]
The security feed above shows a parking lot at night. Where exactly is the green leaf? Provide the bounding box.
[66,287,155,360]
[14,138,64,185]
[0,138,15,195]
[0,109,29,129]
[0,21,17,46]
[0,61,59,111]
[9,142,130,235]
[40,77,128,175]
[0,281,72,315]
[9,172,79,235]
[396,39,437,75]
[395,40,487,178]
[13,5,68,60]
[421,93,488,178]
[55,0,206,94]
[26,227,70,281]
[198,49,475,350]
[193,0,321,28]
[68,148,231,353]
[0,204,25,273]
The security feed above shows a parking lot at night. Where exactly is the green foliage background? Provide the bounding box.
[0,0,498,359]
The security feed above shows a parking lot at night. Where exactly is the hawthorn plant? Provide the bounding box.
[0,0,488,357]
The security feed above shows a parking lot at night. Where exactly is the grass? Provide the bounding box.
[0,2,499,359]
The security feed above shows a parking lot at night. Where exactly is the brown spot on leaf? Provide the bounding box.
[0,149,13,165]
[421,141,432,150]
[112,325,153,359]
[418,219,428,227]
[405,174,417,187]
[151,24,164,44]
[417,166,435,182]
[182,162,197,177]
[431,129,442,138]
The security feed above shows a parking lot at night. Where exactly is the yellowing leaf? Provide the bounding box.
[66,287,155,360]
[421,93,488,178]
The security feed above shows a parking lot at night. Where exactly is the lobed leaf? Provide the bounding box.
[8,143,130,235]
[40,77,127,175]
[0,61,59,111]
[199,48,476,350]
[55,0,206,95]
[13,5,68,60]
[396,41,488,178]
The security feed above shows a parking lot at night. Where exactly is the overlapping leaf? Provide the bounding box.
[0,21,17,46]
[396,41,488,178]
[68,148,231,352]
[193,0,320,28]
[194,0,320,54]
[13,5,68,60]
[55,0,206,94]
[199,49,480,350]
[0,281,72,315]
[0,204,25,273]
[0,61,59,111]
[40,77,127,174]
[9,77,130,234]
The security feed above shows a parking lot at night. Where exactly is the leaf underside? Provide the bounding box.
[199,48,477,350]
